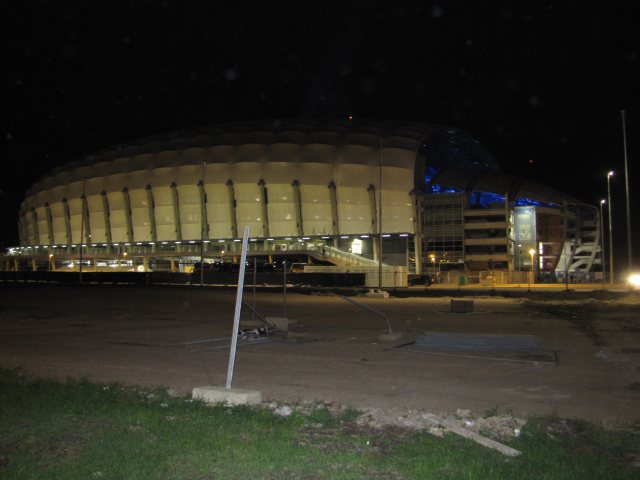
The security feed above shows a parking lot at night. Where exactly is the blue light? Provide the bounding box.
[513,197,557,208]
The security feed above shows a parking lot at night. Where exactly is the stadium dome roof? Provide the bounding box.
[29,119,500,195]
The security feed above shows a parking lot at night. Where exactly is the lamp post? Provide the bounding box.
[79,177,87,283]
[378,136,383,291]
[621,110,632,273]
[607,171,614,286]
[200,160,206,288]
[49,253,54,271]
[600,199,606,289]
[123,251,128,270]
[528,248,536,292]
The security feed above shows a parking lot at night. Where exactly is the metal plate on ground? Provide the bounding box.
[395,331,557,365]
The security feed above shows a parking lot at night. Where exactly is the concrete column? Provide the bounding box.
[292,180,303,237]
[198,180,209,241]
[101,191,112,252]
[258,179,270,238]
[122,188,134,244]
[170,258,176,273]
[31,258,37,272]
[62,198,72,251]
[81,193,92,244]
[31,208,40,245]
[328,181,339,236]
[45,203,54,245]
[171,182,183,244]
[145,185,158,248]
[143,256,149,272]
[226,180,238,238]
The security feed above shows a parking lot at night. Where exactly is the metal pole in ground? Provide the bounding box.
[283,259,287,318]
[252,256,257,322]
[225,226,249,389]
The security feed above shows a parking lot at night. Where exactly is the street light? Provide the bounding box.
[621,111,632,273]
[600,199,606,289]
[607,171,614,286]
[528,248,536,291]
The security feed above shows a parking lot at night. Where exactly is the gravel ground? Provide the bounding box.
[0,284,638,427]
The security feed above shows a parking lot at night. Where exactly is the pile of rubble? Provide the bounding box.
[262,400,526,441]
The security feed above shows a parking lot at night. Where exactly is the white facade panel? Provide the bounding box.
[337,186,371,234]
[300,185,333,236]
[129,188,151,242]
[266,184,296,237]
[295,162,333,185]
[67,197,83,244]
[35,206,48,244]
[234,183,262,237]
[50,202,67,245]
[153,186,176,241]
[107,192,128,243]
[381,191,413,233]
[205,184,232,239]
[87,195,107,244]
[177,185,201,240]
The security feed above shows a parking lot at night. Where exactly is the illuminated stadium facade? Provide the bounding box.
[6,119,601,286]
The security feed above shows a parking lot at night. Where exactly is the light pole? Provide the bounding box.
[378,136,383,291]
[79,177,87,283]
[607,171,614,286]
[200,160,206,287]
[528,248,536,291]
[621,110,632,272]
[600,199,606,289]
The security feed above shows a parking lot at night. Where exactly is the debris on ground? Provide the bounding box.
[261,400,525,442]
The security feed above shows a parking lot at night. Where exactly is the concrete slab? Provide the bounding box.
[451,299,474,313]
[378,331,403,342]
[265,316,290,331]
[192,386,262,405]
[365,289,389,298]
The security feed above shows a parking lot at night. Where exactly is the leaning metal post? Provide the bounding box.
[338,294,393,334]
[225,226,249,389]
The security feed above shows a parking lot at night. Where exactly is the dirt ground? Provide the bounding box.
[1,285,638,426]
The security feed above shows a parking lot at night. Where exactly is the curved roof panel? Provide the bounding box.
[430,169,587,206]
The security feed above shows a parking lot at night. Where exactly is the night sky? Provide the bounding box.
[3,1,639,263]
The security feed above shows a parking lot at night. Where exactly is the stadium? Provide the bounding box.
[5,119,601,287]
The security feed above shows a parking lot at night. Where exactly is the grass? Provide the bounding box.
[0,369,638,479]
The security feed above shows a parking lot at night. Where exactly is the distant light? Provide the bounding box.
[382,234,391,238]
[340,235,349,239]
[628,273,640,288]
[399,233,409,237]
[360,235,369,238]
[347,114,353,121]
[608,170,614,177]
[189,240,195,244]
[351,238,363,254]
